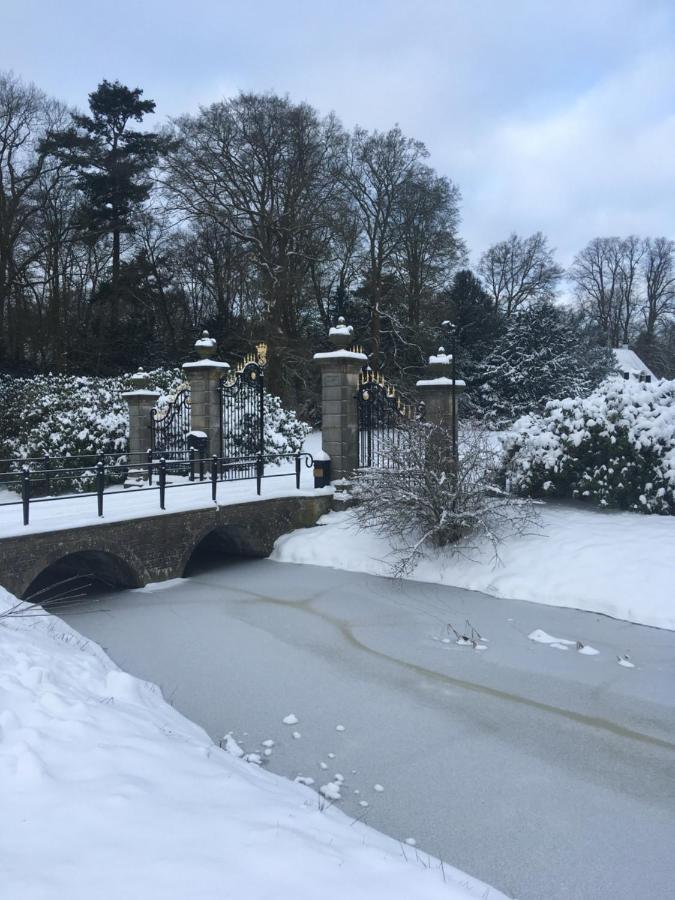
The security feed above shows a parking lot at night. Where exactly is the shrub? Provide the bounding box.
[503,376,675,514]
[352,421,539,574]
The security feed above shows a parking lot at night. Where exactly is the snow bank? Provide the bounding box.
[272,505,675,631]
[0,588,504,900]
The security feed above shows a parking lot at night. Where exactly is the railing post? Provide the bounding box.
[122,368,160,482]
[189,446,196,482]
[211,454,218,503]
[314,318,367,481]
[256,455,263,496]
[96,460,105,518]
[147,448,154,485]
[159,457,166,510]
[21,465,30,526]
[43,454,50,495]
[295,453,301,490]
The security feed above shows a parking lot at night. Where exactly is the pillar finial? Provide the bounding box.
[195,329,217,360]
[329,316,354,349]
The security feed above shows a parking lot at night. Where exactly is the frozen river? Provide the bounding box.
[60,558,675,900]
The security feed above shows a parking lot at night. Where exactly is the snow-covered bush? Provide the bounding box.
[352,421,539,574]
[466,301,612,426]
[503,376,675,514]
[261,392,311,457]
[0,368,309,492]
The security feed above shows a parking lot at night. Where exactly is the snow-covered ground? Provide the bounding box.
[273,504,675,631]
[0,587,505,900]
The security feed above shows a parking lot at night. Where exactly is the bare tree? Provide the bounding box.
[343,126,427,364]
[163,93,345,399]
[570,237,625,346]
[478,231,562,316]
[642,237,675,341]
[616,235,645,345]
[393,166,464,328]
[0,72,61,360]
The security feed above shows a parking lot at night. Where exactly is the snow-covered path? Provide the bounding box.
[59,559,675,900]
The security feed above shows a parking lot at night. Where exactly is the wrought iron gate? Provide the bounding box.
[219,346,266,480]
[150,383,191,456]
[357,369,418,468]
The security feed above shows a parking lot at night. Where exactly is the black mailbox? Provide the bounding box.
[187,431,208,455]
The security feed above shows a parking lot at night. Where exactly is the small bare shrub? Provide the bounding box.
[351,420,539,574]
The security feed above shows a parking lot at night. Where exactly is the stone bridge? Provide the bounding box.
[0,494,332,600]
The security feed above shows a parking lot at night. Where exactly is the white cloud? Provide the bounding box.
[460,48,675,263]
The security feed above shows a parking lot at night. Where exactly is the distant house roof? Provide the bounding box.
[613,346,656,381]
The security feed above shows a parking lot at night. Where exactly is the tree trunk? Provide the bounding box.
[111,227,120,324]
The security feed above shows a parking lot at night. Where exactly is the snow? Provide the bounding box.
[416,377,466,387]
[313,349,368,362]
[282,713,299,725]
[329,324,354,337]
[272,504,675,631]
[613,346,656,380]
[0,587,506,900]
[120,388,161,397]
[528,630,598,654]
[195,336,217,349]
[428,353,452,365]
[0,469,331,538]
[320,781,343,801]
[182,358,231,369]
[528,629,576,648]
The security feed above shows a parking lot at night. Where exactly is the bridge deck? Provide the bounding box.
[0,465,330,539]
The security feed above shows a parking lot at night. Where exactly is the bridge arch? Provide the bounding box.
[21,545,146,600]
[180,523,265,577]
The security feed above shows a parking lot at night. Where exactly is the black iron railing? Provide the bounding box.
[0,451,314,526]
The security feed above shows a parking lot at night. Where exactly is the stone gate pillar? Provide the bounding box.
[416,347,465,463]
[122,368,160,469]
[182,330,230,458]
[314,318,367,480]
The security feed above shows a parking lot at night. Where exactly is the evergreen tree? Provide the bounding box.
[41,80,170,324]
[470,301,612,425]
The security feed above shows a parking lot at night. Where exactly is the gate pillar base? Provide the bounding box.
[182,358,230,459]
[123,368,160,471]
[416,348,466,465]
[314,346,367,481]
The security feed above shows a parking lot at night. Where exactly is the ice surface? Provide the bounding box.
[0,585,505,900]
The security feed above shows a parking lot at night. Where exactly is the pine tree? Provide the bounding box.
[470,301,612,425]
[41,80,170,324]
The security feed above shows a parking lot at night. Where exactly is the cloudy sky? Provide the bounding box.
[5,0,675,266]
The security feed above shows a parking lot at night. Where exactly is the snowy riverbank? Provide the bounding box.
[272,503,675,631]
[0,587,505,900]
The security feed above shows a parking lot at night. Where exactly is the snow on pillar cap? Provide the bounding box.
[427,347,452,376]
[195,329,218,359]
[128,366,152,389]
[328,316,354,350]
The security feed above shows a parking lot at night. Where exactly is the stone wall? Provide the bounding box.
[0,494,333,599]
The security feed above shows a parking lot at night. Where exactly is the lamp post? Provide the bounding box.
[442,320,459,471]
